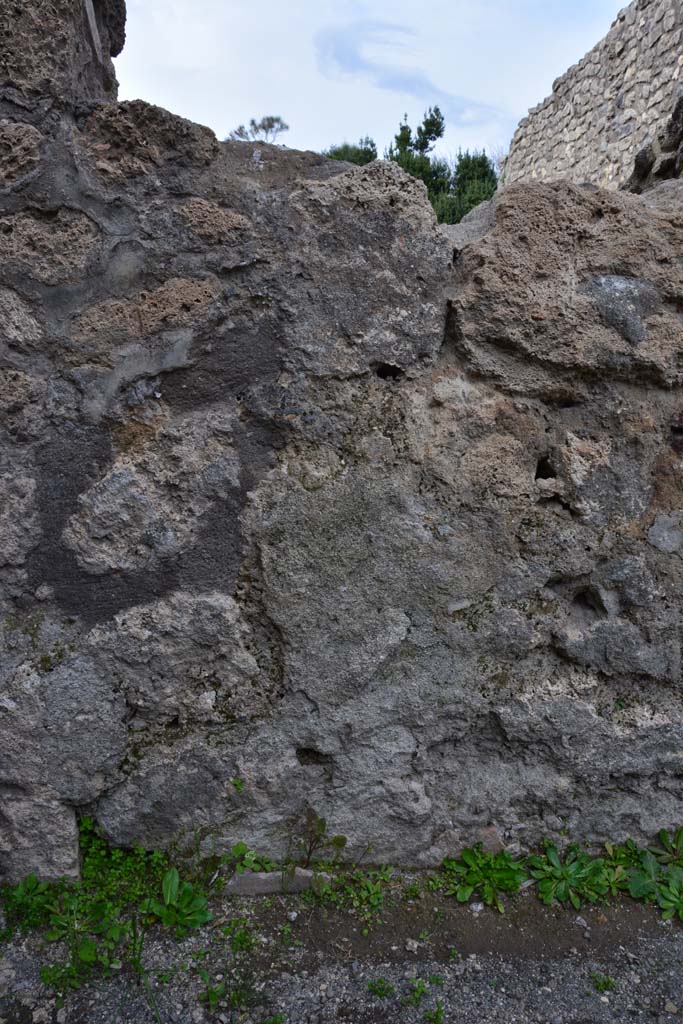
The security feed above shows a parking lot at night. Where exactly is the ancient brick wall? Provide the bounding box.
[502,0,683,189]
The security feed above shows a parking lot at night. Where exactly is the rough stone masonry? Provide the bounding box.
[3,0,683,882]
[503,0,683,189]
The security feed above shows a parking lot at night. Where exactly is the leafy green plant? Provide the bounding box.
[604,838,642,868]
[319,866,393,926]
[656,867,683,921]
[626,850,662,901]
[261,1015,286,1024]
[141,867,212,938]
[199,970,228,1012]
[441,845,527,913]
[601,863,630,898]
[294,810,347,868]
[404,978,429,1007]
[368,977,395,998]
[222,917,255,953]
[2,873,51,931]
[591,972,617,993]
[403,881,423,900]
[528,844,607,910]
[651,828,683,866]
[229,842,277,874]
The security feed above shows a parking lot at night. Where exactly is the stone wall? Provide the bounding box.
[5,0,683,883]
[502,0,683,189]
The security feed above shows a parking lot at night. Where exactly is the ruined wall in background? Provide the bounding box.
[503,0,683,189]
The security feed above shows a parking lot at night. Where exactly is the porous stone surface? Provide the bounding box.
[503,0,683,190]
[0,0,124,106]
[3,0,683,883]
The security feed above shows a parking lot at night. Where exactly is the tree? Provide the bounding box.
[386,107,497,224]
[326,136,377,166]
[229,116,290,144]
[386,107,451,205]
[436,150,498,224]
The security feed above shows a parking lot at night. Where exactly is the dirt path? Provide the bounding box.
[2,890,682,1024]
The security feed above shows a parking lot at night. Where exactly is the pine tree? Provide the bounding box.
[386,108,497,224]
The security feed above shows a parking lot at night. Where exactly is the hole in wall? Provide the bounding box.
[296,747,332,767]
[572,586,609,621]
[296,748,333,781]
[671,418,683,453]
[535,455,557,480]
[373,362,405,381]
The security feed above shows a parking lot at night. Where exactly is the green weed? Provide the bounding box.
[367,977,396,998]
[528,844,607,910]
[441,845,527,913]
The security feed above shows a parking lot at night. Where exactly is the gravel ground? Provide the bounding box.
[2,887,683,1024]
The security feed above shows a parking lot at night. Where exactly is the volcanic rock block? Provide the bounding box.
[2,0,683,881]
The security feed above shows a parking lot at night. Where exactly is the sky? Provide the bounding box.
[115,0,625,160]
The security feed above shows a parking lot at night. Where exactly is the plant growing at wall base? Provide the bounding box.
[528,844,608,909]
[441,844,527,913]
[295,809,347,867]
[650,828,683,866]
[656,867,683,921]
[229,842,278,874]
[141,867,212,938]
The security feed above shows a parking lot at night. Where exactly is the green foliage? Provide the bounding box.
[404,978,429,1007]
[198,970,226,1013]
[528,844,608,910]
[198,969,254,1012]
[229,115,289,143]
[385,107,497,223]
[1,819,208,1000]
[656,867,683,921]
[222,917,255,952]
[433,150,498,224]
[78,816,168,905]
[424,1002,445,1024]
[403,880,423,900]
[651,827,683,866]
[625,850,663,901]
[326,136,377,165]
[367,977,396,998]
[1,873,51,932]
[591,972,617,993]
[141,867,212,938]
[441,844,527,913]
[316,866,393,926]
[261,1015,286,1024]
[229,842,277,874]
[293,810,347,868]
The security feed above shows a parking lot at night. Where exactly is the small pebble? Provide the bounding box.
[405,938,420,952]
[665,1002,679,1015]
